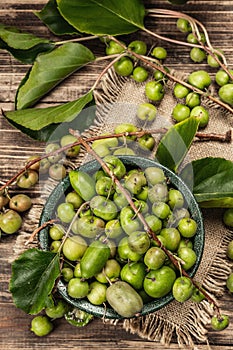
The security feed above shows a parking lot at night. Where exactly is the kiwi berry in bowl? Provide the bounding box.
[39,155,204,319]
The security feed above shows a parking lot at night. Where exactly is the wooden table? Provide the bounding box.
[0,1,233,349]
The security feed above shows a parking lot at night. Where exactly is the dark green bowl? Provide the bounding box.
[38,156,204,319]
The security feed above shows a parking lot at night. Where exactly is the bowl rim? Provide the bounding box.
[38,155,205,319]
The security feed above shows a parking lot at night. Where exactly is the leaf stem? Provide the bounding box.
[91,53,126,91]
[55,35,99,46]
[95,54,120,62]
[143,26,202,50]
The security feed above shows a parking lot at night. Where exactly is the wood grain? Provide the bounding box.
[0,1,233,349]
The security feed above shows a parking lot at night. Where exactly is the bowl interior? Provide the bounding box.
[39,155,204,319]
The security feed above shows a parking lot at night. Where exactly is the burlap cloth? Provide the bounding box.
[11,67,233,349]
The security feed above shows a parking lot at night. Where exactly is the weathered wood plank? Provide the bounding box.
[0,298,232,350]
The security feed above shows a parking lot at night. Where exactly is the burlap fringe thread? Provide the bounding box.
[11,66,233,350]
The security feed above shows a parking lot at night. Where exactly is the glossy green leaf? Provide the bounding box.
[5,120,59,142]
[8,98,95,142]
[0,24,54,63]
[9,248,60,314]
[57,0,145,36]
[181,157,233,207]
[16,43,95,110]
[34,0,80,36]
[156,117,199,172]
[0,24,51,50]
[4,91,94,140]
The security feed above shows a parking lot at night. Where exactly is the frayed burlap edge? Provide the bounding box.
[10,66,233,350]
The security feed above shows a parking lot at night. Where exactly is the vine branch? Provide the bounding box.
[0,128,231,192]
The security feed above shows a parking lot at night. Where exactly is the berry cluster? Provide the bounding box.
[0,191,32,235]
[107,39,211,129]
[176,18,233,107]
[47,158,201,318]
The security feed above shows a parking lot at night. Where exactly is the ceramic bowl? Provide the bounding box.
[38,155,204,319]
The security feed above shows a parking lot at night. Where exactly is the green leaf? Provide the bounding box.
[16,43,95,110]
[9,248,60,314]
[0,24,51,50]
[4,91,94,141]
[57,0,145,36]
[181,157,233,208]
[34,0,81,36]
[0,24,54,64]
[156,117,200,172]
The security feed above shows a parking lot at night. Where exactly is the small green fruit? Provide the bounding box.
[226,240,233,260]
[218,84,233,106]
[114,57,134,77]
[211,314,229,331]
[191,287,205,303]
[172,103,190,122]
[9,194,32,212]
[151,46,167,60]
[188,70,211,90]
[207,50,223,68]
[45,299,69,319]
[173,83,190,99]
[226,272,233,293]
[190,105,209,128]
[190,47,206,63]
[120,262,146,290]
[60,134,80,157]
[87,281,107,305]
[145,81,165,101]
[136,103,157,122]
[57,202,75,223]
[144,266,176,298]
[67,278,89,298]
[62,236,87,261]
[106,40,124,55]
[106,281,143,318]
[132,66,149,83]
[128,40,147,55]
[172,276,194,302]
[177,18,192,33]
[0,209,22,234]
[185,92,200,108]
[144,247,166,270]
[31,315,53,337]
[223,208,233,228]
[178,247,197,270]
